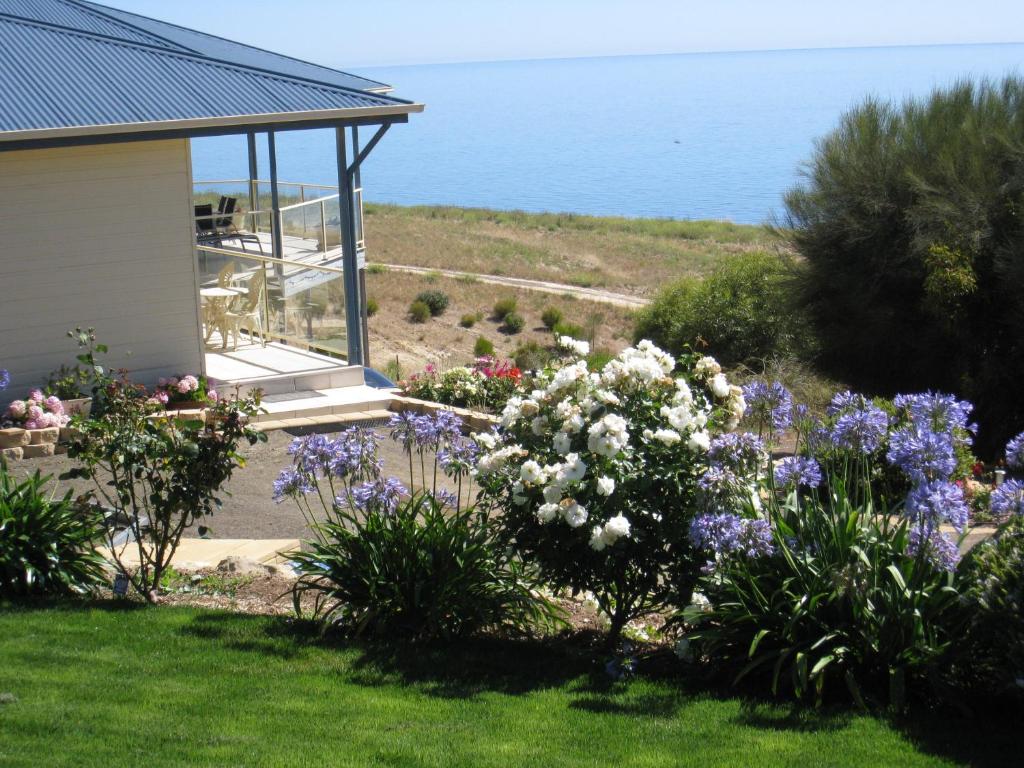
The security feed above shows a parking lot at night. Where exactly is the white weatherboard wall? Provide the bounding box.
[0,139,202,392]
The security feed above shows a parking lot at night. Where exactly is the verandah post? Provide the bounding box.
[336,125,364,366]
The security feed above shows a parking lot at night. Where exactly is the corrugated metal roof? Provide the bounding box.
[0,0,172,46]
[76,0,393,93]
[0,6,420,142]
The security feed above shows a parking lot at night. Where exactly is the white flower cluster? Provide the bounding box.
[693,355,746,430]
[557,335,591,357]
[477,340,741,554]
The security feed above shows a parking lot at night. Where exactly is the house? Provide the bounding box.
[0,0,423,421]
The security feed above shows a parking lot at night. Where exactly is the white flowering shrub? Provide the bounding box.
[476,339,745,644]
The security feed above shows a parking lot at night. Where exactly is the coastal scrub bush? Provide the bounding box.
[0,463,106,597]
[552,320,585,341]
[501,312,526,334]
[784,76,1024,454]
[473,336,495,357]
[278,414,562,640]
[493,297,518,320]
[460,313,477,328]
[476,339,747,646]
[541,306,563,330]
[67,375,264,601]
[415,290,449,317]
[408,300,431,323]
[677,387,985,707]
[633,252,807,369]
[366,297,379,317]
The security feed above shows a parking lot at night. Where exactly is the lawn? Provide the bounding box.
[0,605,1007,767]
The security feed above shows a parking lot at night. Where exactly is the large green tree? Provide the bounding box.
[785,77,1024,454]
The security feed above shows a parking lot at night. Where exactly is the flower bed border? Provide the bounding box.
[388,396,497,434]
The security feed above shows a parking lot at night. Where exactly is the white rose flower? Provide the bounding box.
[710,373,730,399]
[520,460,546,485]
[674,379,694,404]
[562,413,585,434]
[536,503,560,523]
[531,415,549,436]
[562,501,588,528]
[520,399,540,417]
[687,430,711,452]
[552,432,572,456]
[653,428,681,445]
[543,484,563,504]
[695,356,722,377]
[603,513,631,541]
[589,525,607,551]
[660,404,694,432]
[556,453,587,484]
[473,431,497,450]
[596,476,616,496]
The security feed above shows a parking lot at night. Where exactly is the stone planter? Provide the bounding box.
[28,427,60,445]
[0,427,30,450]
[22,443,55,459]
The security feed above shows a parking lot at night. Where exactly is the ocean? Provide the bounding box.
[190,44,1024,225]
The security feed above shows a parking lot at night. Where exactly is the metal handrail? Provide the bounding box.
[195,244,345,274]
[195,178,339,192]
[277,193,338,213]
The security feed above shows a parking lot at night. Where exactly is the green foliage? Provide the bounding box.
[959,517,1024,698]
[684,486,967,708]
[473,336,495,357]
[408,300,431,323]
[512,340,553,371]
[552,320,585,340]
[633,252,807,368]
[541,306,564,330]
[291,492,562,641]
[492,296,518,320]
[0,462,106,597]
[501,312,526,334]
[366,263,388,275]
[415,290,450,317]
[44,327,109,401]
[783,77,1024,454]
[460,313,477,328]
[365,297,379,317]
[383,356,403,384]
[66,376,265,601]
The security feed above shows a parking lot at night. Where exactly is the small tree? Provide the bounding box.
[67,375,265,601]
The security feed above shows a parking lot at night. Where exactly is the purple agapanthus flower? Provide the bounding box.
[773,456,822,489]
[697,465,745,508]
[347,476,407,514]
[433,488,459,508]
[894,392,975,436]
[826,390,863,417]
[272,468,314,501]
[0,369,9,391]
[990,479,1024,519]
[830,404,889,454]
[388,411,422,452]
[742,380,793,435]
[1006,432,1024,470]
[438,436,479,478]
[887,426,957,484]
[708,432,765,474]
[689,513,775,558]
[907,527,960,573]
[905,479,969,533]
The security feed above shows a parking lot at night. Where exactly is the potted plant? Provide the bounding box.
[44,364,94,417]
[153,374,218,413]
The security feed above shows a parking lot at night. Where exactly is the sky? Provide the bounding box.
[99,0,1024,68]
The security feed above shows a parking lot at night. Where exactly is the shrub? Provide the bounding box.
[552,320,585,341]
[493,296,518,320]
[67,375,265,601]
[366,297,379,317]
[513,340,554,371]
[633,252,807,368]
[460,313,477,328]
[279,416,562,640]
[960,517,1024,699]
[0,463,106,597]
[474,336,495,357]
[408,300,431,323]
[501,312,526,334]
[541,306,563,330]
[366,263,388,275]
[677,386,983,707]
[415,290,450,317]
[476,342,747,646]
[783,77,1024,455]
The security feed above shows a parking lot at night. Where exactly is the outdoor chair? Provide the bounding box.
[194,203,218,242]
[225,268,267,348]
[214,196,265,254]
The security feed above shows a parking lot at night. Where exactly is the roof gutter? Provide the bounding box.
[0,103,424,144]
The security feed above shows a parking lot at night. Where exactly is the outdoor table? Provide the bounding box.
[200,286,244,349]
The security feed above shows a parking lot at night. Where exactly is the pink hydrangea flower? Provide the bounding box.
[23,419,38,430]
[27,405,44,421]
[155,391,170,404]
[44,395,63,413]
[28,389,44,403]
[207,389,218,402]
[6,400,26,418]
[179,375,200,393]
[168,377,179,387]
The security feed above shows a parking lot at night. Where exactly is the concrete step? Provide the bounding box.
[229,365,366,397]
[254,385,394,423]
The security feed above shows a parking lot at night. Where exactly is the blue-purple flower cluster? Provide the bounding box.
[347,477,408,514]
[742,380,793,436]
[907,526,961,573]
[1006,431,1024,470]
[388,410,463,453]
[707,432,765,475]
[274,428,383,502]
[905,479,969,533]
[773,456,822,489]
[689,512,775,559]
[0,369,9,391]
[826,392,889,454]
[990,479,1024,519]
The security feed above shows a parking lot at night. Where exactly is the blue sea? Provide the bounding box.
[191,44,1024,225]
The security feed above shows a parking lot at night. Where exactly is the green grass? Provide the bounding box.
[0,604,1005,767]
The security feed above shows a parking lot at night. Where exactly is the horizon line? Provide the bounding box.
[348,39,1024,72]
